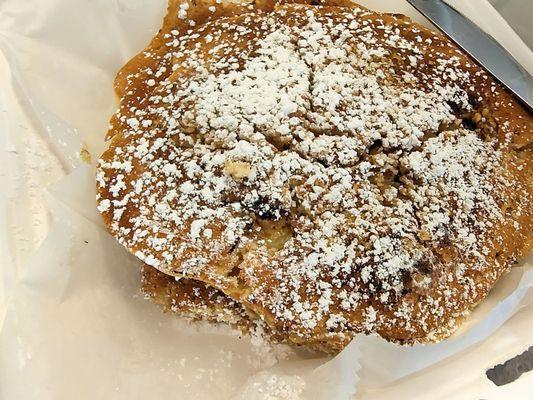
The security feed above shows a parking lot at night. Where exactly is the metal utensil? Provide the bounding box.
[406,0,533,111]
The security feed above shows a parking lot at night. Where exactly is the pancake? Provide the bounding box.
[140,263,347,352]
[140,263,251,327]
[97,0,532,352]
[141,264,310,348]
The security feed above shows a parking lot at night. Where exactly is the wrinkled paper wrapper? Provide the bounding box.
[0,0,531,399]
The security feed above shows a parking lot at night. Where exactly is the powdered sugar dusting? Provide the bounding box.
[97,3,532,349]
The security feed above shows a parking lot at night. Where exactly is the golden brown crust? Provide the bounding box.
[97,0,532,353]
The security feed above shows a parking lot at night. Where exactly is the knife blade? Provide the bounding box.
[406,0,533,111]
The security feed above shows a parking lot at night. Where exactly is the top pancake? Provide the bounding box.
[97,0,532,352]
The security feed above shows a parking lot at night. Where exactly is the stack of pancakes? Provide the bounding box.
[96,0,532,353]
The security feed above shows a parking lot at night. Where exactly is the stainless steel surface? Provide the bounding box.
[407,0,533,111]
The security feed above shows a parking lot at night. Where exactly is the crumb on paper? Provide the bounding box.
[79,143,91,164]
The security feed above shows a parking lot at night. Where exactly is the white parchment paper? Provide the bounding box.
[0,1,531,399]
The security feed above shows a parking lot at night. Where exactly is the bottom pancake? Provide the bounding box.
[140,265,340,352]
[141,263,252,328]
